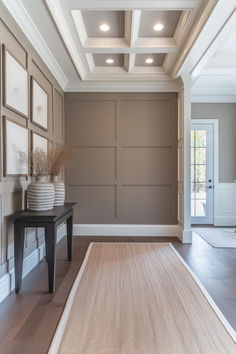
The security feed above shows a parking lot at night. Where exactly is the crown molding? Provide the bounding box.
[65,80,180,92]
[1,0,68,90]
[172,0,218,77]
[191,94,236,103]
[64,1,198,10]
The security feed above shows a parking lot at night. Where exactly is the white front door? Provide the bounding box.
[191,123,214,224]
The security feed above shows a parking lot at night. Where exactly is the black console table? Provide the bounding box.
[12,203,76,293]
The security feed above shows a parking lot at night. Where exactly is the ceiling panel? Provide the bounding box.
[93,54,124,67]
[81,10,125,38]
[139,11,182,38]
[11,0,209,86]
[135,54,166,66]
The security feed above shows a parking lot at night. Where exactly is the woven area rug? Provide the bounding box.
[193,228,236,248]
[49,243,236,354]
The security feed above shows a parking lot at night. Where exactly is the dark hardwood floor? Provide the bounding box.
[0,234,235,354]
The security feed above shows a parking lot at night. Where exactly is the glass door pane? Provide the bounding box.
[191,130,207,217]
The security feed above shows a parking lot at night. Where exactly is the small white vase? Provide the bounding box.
[27,176,55,211]
[52,176,65,206]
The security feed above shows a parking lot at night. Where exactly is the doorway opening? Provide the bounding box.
[191,119,219,226]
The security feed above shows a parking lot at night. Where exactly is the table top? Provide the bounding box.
[12,203,76,223]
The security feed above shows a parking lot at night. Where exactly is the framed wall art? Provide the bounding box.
[3,46,29,118]
[31,77,48,131]
[32,131,48,154]
[3,117,29,176]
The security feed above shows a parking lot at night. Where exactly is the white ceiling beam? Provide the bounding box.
[85,53,95,72]
[191,9,236,78]
[134,38,176,52]
[124,11,132,45]
[130,10,141,46]
[124,54,136,72]
[66,1,198,10]
[128,53,136,72]
[85,73,179,82]
[71,10,88,46]
[90,66,166,75]
[84,38,176,53]
[45,0,87,80]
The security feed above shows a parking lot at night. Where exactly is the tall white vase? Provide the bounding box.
[52,176,65,206]
[27,176,55,211]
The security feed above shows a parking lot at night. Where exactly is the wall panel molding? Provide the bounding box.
[0,13,64,296]
[66,92,177,225]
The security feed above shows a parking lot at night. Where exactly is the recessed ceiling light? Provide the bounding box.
[145,58,154,64]
[106,58,114,64]
[153,23,164,31]
[99,23,110,32]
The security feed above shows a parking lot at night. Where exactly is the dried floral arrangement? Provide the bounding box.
[48,145,74,177]
[18,145,75,177]
[18,148,50,176]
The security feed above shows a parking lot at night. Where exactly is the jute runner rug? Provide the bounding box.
[49,243,236,354]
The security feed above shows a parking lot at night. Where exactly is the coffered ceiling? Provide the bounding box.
[44,0,204,82]
[3,0,231,93]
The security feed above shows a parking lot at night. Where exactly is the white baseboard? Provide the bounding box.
[214,216,236,227]
[73,224,180,237]
[0,224,67,303]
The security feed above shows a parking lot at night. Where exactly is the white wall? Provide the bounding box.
[192,103,236,226]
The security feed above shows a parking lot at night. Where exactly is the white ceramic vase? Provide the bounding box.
[52,176,65,206]
[27,176,55,211]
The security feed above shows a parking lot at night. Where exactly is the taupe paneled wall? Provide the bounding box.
[65,93,177,225]
[0,7,64,281]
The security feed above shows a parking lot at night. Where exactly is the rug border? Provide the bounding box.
[192,228,236,249]
[48,242,94,354]
[48,242,236,353]
[169,243,236,343]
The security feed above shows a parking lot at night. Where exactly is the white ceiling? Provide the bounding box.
[192,11,236,103]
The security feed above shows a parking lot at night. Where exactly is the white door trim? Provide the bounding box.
[191,119,219,224]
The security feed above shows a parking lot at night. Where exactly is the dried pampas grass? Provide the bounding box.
[48,145,75,177]
[17,145,76,177]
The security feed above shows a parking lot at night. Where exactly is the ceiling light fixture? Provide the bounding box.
[99,23,110,32]
[153,23,164,31]
[106,58,114,64]
[145,58,154,64]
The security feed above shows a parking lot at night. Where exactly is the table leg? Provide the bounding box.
[45,223,57,293]
[14,224,25,293]
[66,215,73,261]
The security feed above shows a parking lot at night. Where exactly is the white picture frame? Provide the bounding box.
[32,132,48,154]
[3,117,29,176]
[31,78,48,131]
[3,46,29,118]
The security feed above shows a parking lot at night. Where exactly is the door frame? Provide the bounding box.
[191,119,219,225]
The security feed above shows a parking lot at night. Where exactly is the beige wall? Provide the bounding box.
[192,103,236,183]
[65,92,177,225]
[0,6,64,281]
